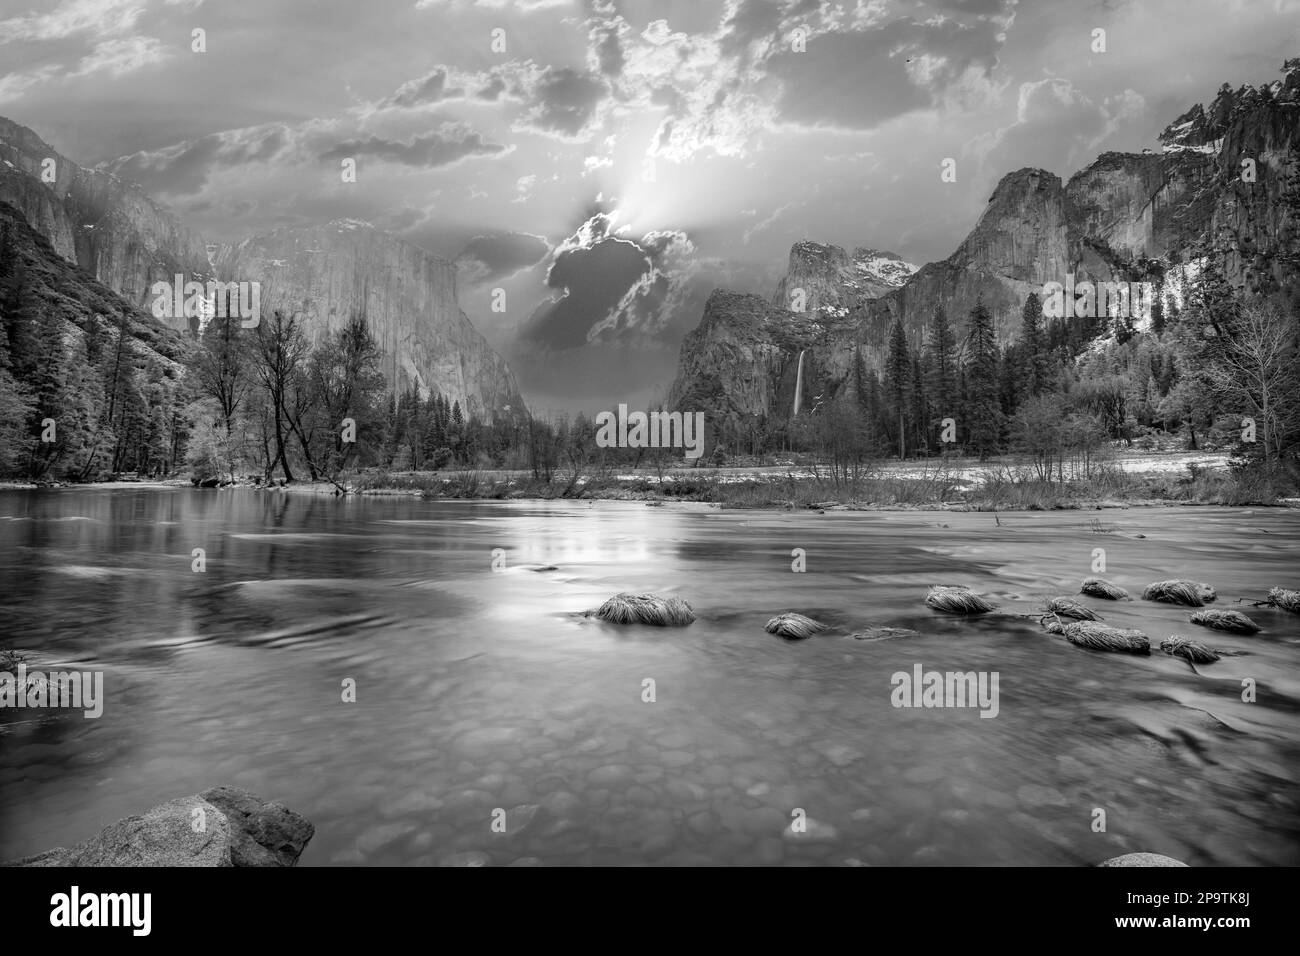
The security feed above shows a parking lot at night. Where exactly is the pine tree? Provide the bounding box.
[884,318,911,458]
[924,305,957,430]
[964,299,1003,458]
[1018,292,1047,400]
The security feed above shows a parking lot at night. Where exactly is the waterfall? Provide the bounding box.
[792,349,806,416]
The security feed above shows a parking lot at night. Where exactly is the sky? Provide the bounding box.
[1,0,1298,414]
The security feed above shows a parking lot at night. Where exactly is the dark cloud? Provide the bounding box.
[521,67,606,137]
[456,232,550,285]
[103,125,289,196]
[519,215,650,348]
[320,125,506,167]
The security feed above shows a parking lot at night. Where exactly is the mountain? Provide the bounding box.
[0,116,525,421]
[0,199,194,478]
[0,116,212,331]
[668,242,915,438]
[213,220,523,421]
[772,242,917,316]
[667,59,1300,444]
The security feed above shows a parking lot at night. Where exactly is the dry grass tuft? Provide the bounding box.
[1159,636,1221,664]
[1080,578,1129,600]
[1266,587,1300,614]
[764,612,829,640]
[1189,608,1260,634]
[1045,619,1150,654]
[1142,580,1216,606]
[593,593,696,627]
[925,585,996,615]
[1045,597,1100,620]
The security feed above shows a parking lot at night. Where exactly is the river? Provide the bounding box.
[1,489,1297,866]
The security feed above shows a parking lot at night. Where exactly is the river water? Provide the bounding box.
[1,489,1297,866]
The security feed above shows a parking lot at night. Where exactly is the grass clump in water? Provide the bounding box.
[1045,619,1150,654]
[593,593,696,627]
[1142,580,1216,606]
[925,585,995,615]
[1044,597,1100,620]
[1081,578,1129,600]
[764,613,829,640]
[1189,608,1260,634]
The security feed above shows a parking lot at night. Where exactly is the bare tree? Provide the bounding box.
[1201,301,1300,465]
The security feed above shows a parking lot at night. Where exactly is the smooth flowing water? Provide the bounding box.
[1,489,1297,866]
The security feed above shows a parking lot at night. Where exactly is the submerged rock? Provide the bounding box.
[5,786,313,867]
[1098,853,1188,867]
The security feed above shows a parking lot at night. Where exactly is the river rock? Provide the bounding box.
[5,787,313,867]
[1098,852,1189,867]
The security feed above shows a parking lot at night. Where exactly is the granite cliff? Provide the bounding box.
[0,117,524,421]
[667,60,1300,443]
[0,116,212,327]
[213,220,523,421]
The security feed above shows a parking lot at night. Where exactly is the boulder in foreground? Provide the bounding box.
[1098,853,1188,867]
[4,786,313,867]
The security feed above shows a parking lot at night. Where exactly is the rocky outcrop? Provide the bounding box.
[4,786,314,867]
[1098,852,1188,867]
[772,241,916,315]
[213,220,523,421]
[0,116,213,330]
[666,290,858,442]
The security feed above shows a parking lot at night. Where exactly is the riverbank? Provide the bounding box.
[6,452,1294,510]
[267,453,1293,510]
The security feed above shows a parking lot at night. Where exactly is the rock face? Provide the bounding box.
[772,241,917,316]
[0,200,191,373]
[0,116,213,328]
[665,290,853,444]
[4,786,314,867]
[666,60,1300,437]
[214,221,523,421]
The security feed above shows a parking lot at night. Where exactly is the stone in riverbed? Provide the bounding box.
[4,787,313,867]
[1097,852,1188,867]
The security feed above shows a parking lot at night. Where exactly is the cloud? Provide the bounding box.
[0,0,143,44]
[103,124,292,195]
[517,66,607,138]
[974,77,1148,175]
[73,35,168,78]
[386,68,465,108]
[456,231,550,285]
[321,123,509,167]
